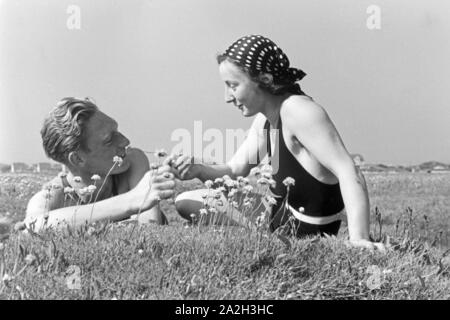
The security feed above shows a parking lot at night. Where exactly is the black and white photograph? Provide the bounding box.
[0,0,449,305]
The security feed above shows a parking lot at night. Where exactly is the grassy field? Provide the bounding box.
[0,172,449,299]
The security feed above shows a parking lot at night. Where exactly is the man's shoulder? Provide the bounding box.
[119,147,149,189]
[126,147,147,163]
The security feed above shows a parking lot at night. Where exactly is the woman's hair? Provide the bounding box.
[216,54,302,96]
[41,97,98,164]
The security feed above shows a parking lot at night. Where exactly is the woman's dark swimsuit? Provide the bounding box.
[265,96,345,238]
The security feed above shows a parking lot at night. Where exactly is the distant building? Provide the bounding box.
[34,162,65,173]
[34,162,52,173]
[10,162,32,173]
[431,165,450,173]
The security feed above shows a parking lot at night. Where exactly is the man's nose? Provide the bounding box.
[118,133,130,148]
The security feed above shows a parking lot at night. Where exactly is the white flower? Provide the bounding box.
[243,185,253,194]
[227,189,237,198]
[150,163,160,170]
[261,164,273,174]
[265,195,277,206]
[250,167,261,176]
[199,209,208,216]
[64,187,74,194]
[214,178,224,185]
[87,185,97,193]
[224,180,237,188]
[138,249,144,255]
[249,167,261,176]
[209,208,218,214]
[216,200,224,207]
[78,187,88,196]
[86,226,96,236]
[91,174,101,181]
[25,254,37,265]
[283,177,295,187]
[113,156,123,166]
[73,176,82,183]
[255,215,265,227]
[201,193,208,199]
[262,172,272,179]
[204,180,213,188]
[2,273,12,282]
[222,175,231,181]
[298,207,305,214]
[269,179,276,188]
[257,178,270,185]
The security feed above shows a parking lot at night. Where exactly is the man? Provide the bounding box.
[25,97,175,231]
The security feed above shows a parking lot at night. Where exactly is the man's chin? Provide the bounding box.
[111,158,131,174]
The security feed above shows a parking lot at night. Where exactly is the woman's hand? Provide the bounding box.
[167,153,202,180]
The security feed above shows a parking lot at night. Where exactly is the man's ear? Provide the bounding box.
[259,73,274,86]
[68,151,84,168]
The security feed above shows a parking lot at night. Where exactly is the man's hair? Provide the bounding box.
[216,54,301,96]
[41,97,99,164]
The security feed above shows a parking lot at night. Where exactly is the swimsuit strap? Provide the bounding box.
[264,120,272,158]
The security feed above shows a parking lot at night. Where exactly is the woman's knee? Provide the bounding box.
[175,190,205,220]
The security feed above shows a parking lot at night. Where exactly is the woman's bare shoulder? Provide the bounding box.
[280,95,329,127]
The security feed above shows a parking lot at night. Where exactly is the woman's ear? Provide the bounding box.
[68,151,84,168]
[259,73,274,86]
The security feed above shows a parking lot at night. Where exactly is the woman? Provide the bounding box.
[172,35,383,250]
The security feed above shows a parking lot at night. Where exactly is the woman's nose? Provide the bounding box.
[224,87,234,103]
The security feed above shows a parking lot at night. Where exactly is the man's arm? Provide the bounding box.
[135,206,168,225]
[25,188,148,231]
[25,168,174,231]
[125,148,168,224]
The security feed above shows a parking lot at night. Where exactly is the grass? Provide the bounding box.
[0,172,449,299]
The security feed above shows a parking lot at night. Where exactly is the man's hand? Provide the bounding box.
[347,239,387,253]
[129,166,175,213]
[166,153,201,180]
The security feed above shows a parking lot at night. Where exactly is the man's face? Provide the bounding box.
[77,111,131,176]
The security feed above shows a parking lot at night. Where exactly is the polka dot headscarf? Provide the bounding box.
[223,35,306,85]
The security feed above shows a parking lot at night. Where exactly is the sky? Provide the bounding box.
[0,0,449,166]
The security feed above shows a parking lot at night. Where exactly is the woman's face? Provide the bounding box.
[218,60,265,117]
